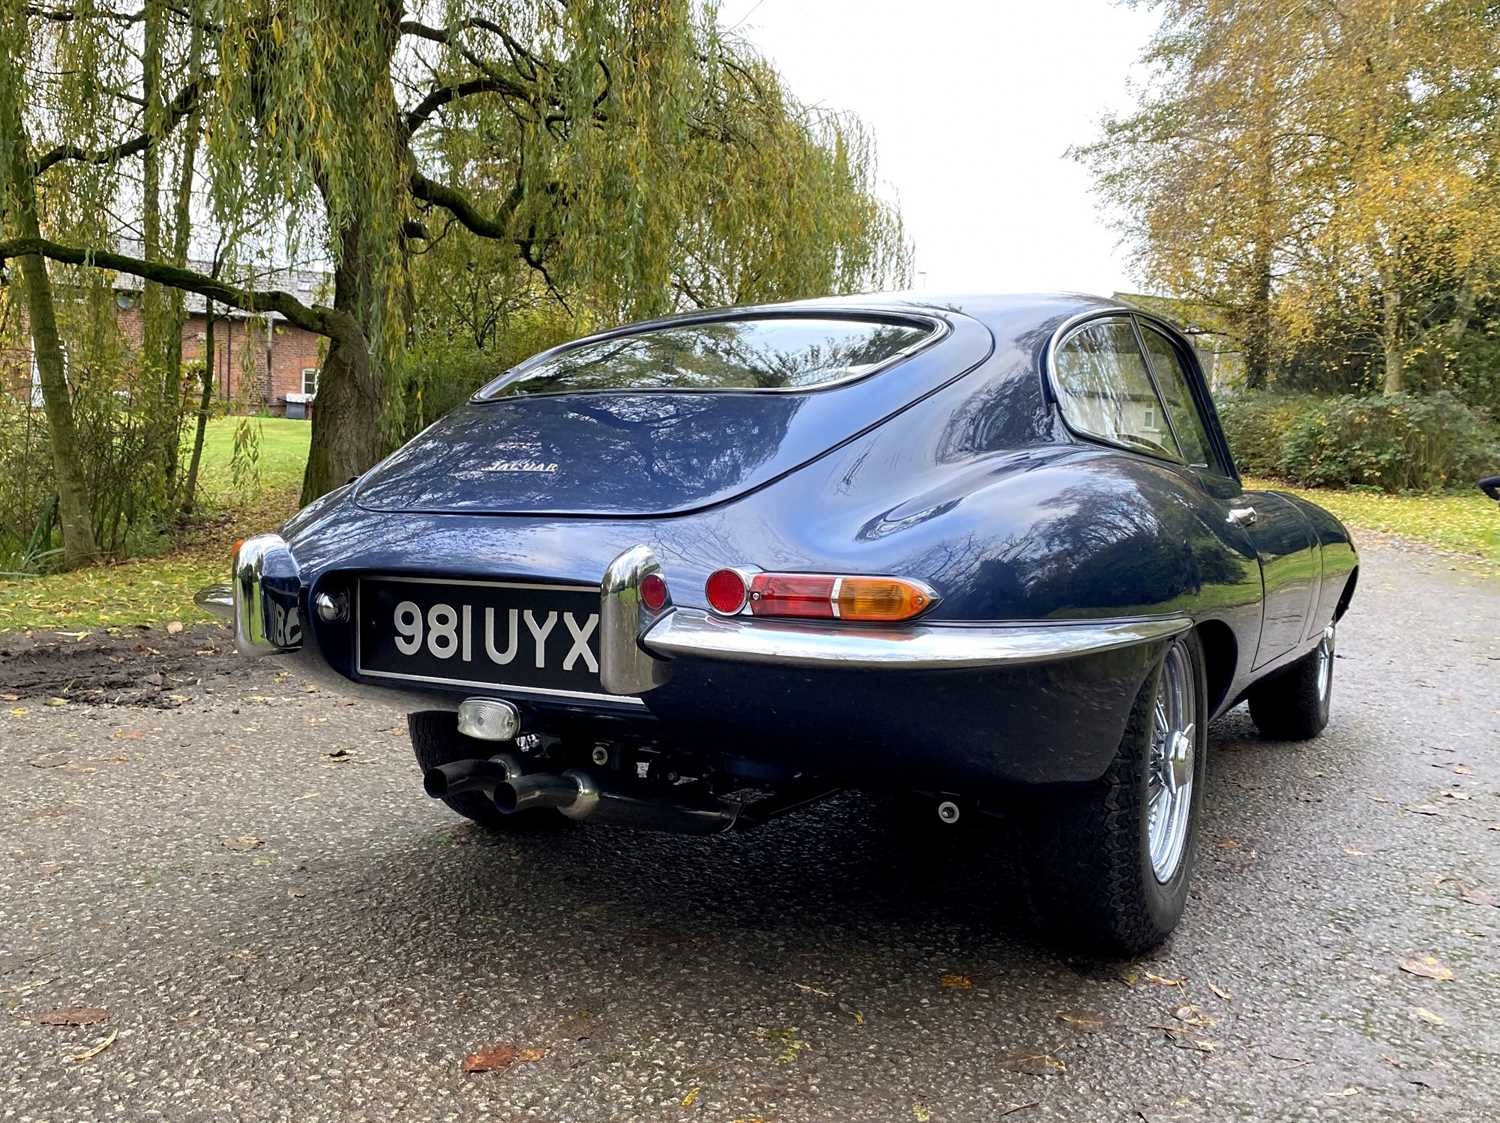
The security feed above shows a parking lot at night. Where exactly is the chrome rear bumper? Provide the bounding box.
[642,608,1190,669]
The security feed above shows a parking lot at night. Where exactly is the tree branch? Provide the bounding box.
[404,75,528,136]
[408,170,522,240]
[31,75,214,177]
[0,236,337,336]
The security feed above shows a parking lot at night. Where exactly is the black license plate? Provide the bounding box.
[356,577,623,703]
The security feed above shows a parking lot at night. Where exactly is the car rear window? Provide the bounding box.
[478,316,934,400]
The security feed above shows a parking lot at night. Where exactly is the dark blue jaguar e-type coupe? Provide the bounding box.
[200,294,1356,953]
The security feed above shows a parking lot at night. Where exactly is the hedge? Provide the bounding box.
[1218,391,1498,492]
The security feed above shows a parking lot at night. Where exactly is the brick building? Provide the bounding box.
[2,262,330,419]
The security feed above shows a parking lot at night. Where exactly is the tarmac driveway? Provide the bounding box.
[2,537,1497,1122]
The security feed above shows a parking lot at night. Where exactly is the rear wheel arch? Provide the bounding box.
[1335,565,1358,621]
[1194,619,1238,716]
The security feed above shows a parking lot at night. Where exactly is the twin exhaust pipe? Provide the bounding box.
[423,755,742,835]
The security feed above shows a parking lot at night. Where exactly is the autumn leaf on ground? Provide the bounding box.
[221,836,264,851]
[1461,887,1497,908]
[67,1029,118,1064]
[461,1043,544,1073]
[912,1105,932,1122]
[1055,1010,1106,1032]
[995,1051,1066,1076]
[939,974,973,989]
[1208,983,1233,1002]
[1398,956,1455,982]
[35,1008,109,1026]
[1144,972,1185,987]
[1156,1025,1216,1053]
[166,621,184,634]
[1409,1007,1446,1026]
[1173,1005,1216,1029]
[28,752,69,768]
[681,1087,700,1109]
[44,696,68,707]
[1453,764,1472,775]
[1404,803,1442,816]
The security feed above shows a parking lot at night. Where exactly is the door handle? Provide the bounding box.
[1227,506,1258,528]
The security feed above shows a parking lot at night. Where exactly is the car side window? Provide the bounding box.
[1053,319,1181,460]
[1139,326,1220,472]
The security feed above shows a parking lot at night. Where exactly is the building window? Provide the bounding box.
[302,367,319,396]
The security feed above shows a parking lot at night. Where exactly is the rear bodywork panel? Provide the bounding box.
[219,294,1357,794]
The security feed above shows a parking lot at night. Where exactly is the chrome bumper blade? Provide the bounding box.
[641,609,1191,670]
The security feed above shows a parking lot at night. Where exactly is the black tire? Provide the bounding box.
[408,711,563,830]
[1021,632,1208,955]
[1247,625,1334,741]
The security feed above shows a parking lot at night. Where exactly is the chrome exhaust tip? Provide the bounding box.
[423,754,523,800]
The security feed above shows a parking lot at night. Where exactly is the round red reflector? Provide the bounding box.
[705,568,748,615]
[640,573,669,613]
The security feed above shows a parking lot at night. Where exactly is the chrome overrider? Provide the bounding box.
[197,537,1191,688]
[193,533,302,657]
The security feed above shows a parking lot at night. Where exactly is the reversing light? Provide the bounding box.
[639,572,669,613]
[705,568,749,615]
[706,569,936,622]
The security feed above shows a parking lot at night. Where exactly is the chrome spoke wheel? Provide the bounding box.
[1146,641,1196,883]
[1315,625,1335,705]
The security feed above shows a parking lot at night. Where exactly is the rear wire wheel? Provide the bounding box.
[1022,631,1208,954]
[1247,625,1335,741]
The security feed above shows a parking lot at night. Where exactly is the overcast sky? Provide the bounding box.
[718,0,1160,297]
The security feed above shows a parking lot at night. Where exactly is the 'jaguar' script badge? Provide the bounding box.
[485,459,559,474]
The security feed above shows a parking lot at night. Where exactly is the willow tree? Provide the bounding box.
[2,0,909,508]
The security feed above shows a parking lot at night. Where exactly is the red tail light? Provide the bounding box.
[639,573,669,613]
[705,569,936,623]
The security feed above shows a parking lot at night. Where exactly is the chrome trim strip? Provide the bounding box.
[598,544,672,695]
[195,583,234,620]
[641,608,1191,670]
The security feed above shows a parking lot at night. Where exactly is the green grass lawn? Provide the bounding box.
[1248,478,1500,566]
[0,417,313,632]
[2,425,1495,634]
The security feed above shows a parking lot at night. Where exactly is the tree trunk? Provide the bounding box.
[1381,261,1403,395]
[163,1,204,500]
[300,306,381,504]
[1,111,99,566]
[180,300,215,514]
[1243,241,1272,391]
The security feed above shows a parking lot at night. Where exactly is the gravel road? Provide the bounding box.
[2,538,1497,1122]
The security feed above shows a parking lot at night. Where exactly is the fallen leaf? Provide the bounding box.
[517,1047,545,1062]
[1343,847,1365,856]
[681,1087,700,1108]
[1327,1087,1360,1097]
[995,1051,1066,1076]
[36,1007,109,1026]
[112,729,145,741]
[1404,804,1442,816]
[1440,791,1471,801]
[1173,1004,1216,1028]
[1409,1007,1445,1026]
[221,836,264,852]
[1208,983,1233,1002]
[1144,972,1185,987]
[462,1044,519,1073]
[322,749,354,763]
[1398,956,1455,982]
[913,1106,931,1122]
[8,706,28,717]
[940,974,974,989]
[44,696,68,707]
[1461,887,1498,908]
[1215,837,1242,849]
[1056,1010,1106,1032]
[28,752,69,768]
[1156,1025,1215,1052]
[67,1028,118,1064]
[1,692,18,701]
[1454,764,1472,776]
[1118,970,1140,987]
[166,621,184,634]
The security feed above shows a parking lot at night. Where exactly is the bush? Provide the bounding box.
[1217,393,1320,477]
[1278,392,1498,492]
[1219,390,1498,492]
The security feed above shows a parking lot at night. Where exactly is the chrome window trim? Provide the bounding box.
[472,309,950,402]
[1044,311,1187,467]
[642,607,1191,671]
